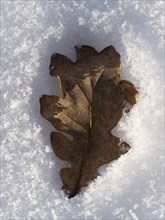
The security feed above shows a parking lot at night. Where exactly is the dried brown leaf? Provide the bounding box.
[40,45,139,198]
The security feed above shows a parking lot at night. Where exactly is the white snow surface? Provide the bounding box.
[1,0,164,219]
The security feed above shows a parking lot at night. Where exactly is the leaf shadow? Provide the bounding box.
[28,17,131,197]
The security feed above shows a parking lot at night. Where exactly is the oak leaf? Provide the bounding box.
[40,45,139,198]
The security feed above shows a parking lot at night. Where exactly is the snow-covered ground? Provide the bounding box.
[1,0,164,219]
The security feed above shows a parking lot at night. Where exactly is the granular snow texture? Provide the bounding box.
[1,0,164,219]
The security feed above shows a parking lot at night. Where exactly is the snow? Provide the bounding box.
[1,0,164,219]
